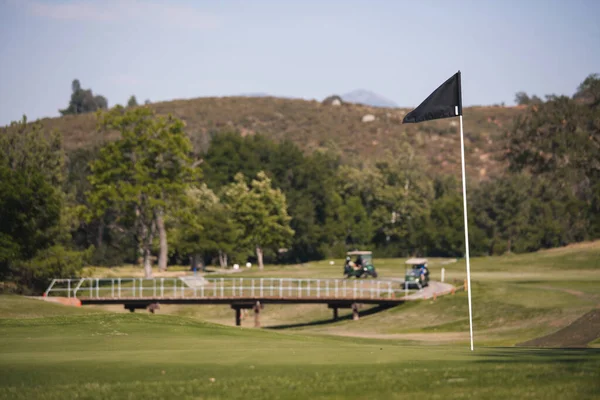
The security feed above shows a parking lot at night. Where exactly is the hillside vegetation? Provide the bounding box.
[31,96,520,181]
[1,74,598,292]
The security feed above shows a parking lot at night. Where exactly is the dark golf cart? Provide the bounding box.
[344,250,378,278]
[404,258,429,289]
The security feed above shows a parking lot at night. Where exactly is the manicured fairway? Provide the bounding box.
[2,242,599,399]
[0,299,599,400]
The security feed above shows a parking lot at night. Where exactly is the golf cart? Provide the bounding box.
[344,250,378,278]
[404,258,429,289]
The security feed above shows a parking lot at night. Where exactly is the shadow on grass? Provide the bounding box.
[475,347,600,365]
[265,305,396,330]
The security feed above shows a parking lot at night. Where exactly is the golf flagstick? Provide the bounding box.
[458,111,474,351]
[402,71,474,350]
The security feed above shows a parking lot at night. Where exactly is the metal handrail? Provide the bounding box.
[44,277,403,300]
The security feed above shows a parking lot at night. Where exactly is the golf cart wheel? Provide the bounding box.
[372,272,378,278]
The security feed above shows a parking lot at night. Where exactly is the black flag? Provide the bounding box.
[403,71,462,123]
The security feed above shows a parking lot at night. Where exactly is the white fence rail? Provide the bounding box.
[44,277,403,300]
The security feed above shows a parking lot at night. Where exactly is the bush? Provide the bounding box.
[13,245,93,294]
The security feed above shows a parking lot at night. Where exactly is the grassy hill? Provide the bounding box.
[25,96,525,182]
[1,242,599,399]
[82,240,600,347]
[1,297,599,399]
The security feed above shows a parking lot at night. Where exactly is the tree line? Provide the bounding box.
[1,74,598,293]
[59,79,149,116]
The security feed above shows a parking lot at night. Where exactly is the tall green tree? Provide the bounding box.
[127,95,139,108]
[371,143,434,255]
[170,184,242,270]
[223,172,294,269]
[268,141,341,261]
[515,91,543,105]
[59,79,108,116]
[0,116,89,291]
[506,75,600,244]
[471,174,531,255]
[202,131,276,188]
[338,195,372,248]
[574,73,600,106]
[203,132,343,262]
[88,106,199,277]
[423,194,465,257]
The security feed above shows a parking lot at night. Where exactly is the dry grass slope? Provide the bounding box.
[19,96,526,182]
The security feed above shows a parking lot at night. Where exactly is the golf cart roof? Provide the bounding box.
[347,250,372,255]
[405,258,428,265]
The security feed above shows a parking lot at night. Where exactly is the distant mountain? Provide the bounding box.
[341,89,398,108]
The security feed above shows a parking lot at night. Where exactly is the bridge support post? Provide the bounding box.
[333,307,339,321]
[352,303,359,320]
[253,301,263,328]
[232,303,263,327]
[235,307,241,326]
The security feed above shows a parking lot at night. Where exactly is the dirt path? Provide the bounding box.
[517,307,600,348]
[405,281,456,300]
[384,280,456,300]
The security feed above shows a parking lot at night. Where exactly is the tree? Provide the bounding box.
[515,92,531,105]
[0,117,64,267]
[472,174,532,255]
[171,184,242,270]
[127,95,139,108]
[506,93,600,198]
[515,91,542,106]
[423,194,465,257]
[338,195,373,248]
[267,140,341,261]
[530,95,543,104]
[503,75,600,248]
[0,116,89,291]
[59,79,108,116]
[88,106,199,278]
[202,131,276,188]
[202,132,342,262]
[574,73,600,106]
[223,172,294,269]
[370,142,434,255]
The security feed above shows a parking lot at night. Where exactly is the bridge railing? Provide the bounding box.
[44,277,404,300]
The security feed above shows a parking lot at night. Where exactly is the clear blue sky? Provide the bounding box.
[1,0,599,126]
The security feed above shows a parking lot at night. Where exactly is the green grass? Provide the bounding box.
[82,240,600,282]
[0,307,599,400]
[78,241,600,347]
[3,242,600,398]
[0,296,104,319]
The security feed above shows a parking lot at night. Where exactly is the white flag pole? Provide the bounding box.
[458,109,474,351]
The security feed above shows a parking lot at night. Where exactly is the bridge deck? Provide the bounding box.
[45,277,413,302]
[44,277,445,326]
[77,296,407,306]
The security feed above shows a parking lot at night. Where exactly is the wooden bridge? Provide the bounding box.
[44,277,449,326]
